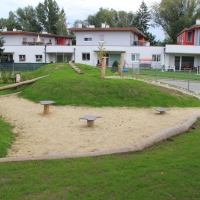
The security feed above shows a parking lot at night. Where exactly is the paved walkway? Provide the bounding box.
[159,79,200,94]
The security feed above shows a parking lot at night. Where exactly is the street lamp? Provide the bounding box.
[73,48,76,63]
[44,42,47,63]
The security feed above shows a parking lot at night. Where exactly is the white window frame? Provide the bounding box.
[84,35,92,42]
[152,55,161,62]
[19,55,26,61]
[82,53,90,60]
[187,31,192,42]
[99,35,104,42]
[131,53,140,62]
[35,55,43,61]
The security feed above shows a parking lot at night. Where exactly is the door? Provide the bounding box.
[109,54,121,67]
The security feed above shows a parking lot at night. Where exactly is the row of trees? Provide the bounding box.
[0,0,68,35]
[1,0,200,44]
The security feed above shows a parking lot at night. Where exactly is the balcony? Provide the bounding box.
[133,40,150,46]
[22,41,53,45]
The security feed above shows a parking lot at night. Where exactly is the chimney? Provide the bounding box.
[196,19,200,25]
[106,25,110,28]
[101,23,106,28]
[88,25,95,28]
[3,27,7,32]
[13,28,17,31]
[78,23,82,28]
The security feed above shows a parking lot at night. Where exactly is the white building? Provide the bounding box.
[0,25,167,69]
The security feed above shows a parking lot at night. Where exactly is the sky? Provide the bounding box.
[0,0,165,41]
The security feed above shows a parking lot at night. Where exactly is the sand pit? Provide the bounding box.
[0,94,200,158]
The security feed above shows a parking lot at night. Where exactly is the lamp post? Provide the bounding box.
[73,48,75,63]
[44,43,47,63]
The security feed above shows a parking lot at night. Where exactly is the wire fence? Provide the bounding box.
[0,62,47,72]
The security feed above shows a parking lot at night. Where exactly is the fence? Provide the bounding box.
[0,62,47,71]
[108,64,200,93]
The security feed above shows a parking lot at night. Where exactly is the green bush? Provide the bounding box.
[111,60,118,72]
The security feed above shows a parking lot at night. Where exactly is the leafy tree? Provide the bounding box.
[0,12,22,31]
[56,8,68,35]
[116,11,135,27]
[16,6,42,32]
[72,20,89,28]
[151,0,200,43]
[87,8,118,27]
[145,32,157,46]
[36,0,60,34]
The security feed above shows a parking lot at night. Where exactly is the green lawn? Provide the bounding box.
[1,63,200,199]
[0,120,200,199]
[1,63,200,107]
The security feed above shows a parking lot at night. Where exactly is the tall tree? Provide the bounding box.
[0,12,22,31]
[87,8,118,27]
[134,1,151,33]
[36,0,60,34]
[16,6,42,32]
[116,11,135,27]
[0,33,5,61]
[151,0,200,43]
[56,8,68,35]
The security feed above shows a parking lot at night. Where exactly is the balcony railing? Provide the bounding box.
[133,40,150,46]
[22,41,52,45]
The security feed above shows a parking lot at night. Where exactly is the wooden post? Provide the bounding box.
[118,53,125,75]
[101,57,107,78]
[87,120,94,127]
[44,104,50,114]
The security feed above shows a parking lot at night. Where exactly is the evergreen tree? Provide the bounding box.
[0,34,5,61]
[56,8,68,35]
[134,1,151,33]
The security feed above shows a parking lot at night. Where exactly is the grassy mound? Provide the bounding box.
[1,63,200,107]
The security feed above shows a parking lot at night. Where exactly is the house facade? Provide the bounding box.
[165,19,200,71]
[1,25,165,69]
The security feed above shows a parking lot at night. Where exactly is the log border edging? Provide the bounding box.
[1,114,199,163]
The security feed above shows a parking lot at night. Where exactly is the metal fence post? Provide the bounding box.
[188,70,190,90]
[155,66,158,81]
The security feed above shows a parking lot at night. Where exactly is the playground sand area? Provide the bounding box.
[0,95,200,158]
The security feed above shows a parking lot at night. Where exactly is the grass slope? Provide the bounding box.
[0,120,200,199]
[1,63,199,107]
[0,117,15,158]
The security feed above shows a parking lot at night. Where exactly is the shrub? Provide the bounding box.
[111,60,119,72]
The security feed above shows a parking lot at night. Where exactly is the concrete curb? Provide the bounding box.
[1,114,200,163]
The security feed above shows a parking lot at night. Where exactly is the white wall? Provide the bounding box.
[75,31,133,46]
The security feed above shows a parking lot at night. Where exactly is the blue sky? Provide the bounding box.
[0,0,165,41]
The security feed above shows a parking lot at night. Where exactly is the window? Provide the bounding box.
[84,35,92,41]
[42,39,45,43]
[19,55,26,61]
[36,55,42,62]
[152,55,161,62]
[187,31,192,42]
[33,38,36,42]
[82,53,90,60]
[23,38,27,42]
[99,35,104,42]
[131,54,140,61]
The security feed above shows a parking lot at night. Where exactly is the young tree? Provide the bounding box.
[151,0,200,43]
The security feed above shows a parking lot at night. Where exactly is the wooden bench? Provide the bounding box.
[155,107,171,114]
[79,115,101,127]
[40,100,55,114]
